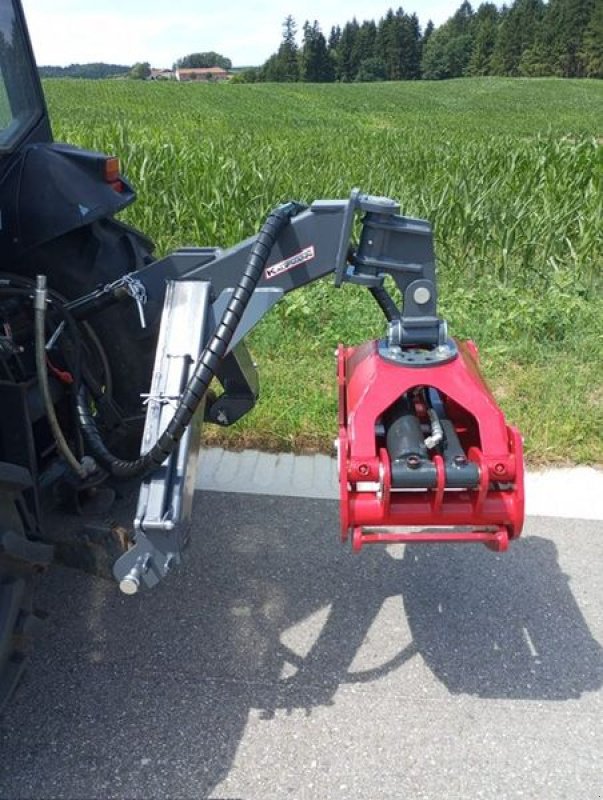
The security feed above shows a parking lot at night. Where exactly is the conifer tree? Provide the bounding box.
[422,19,435,47]
[353,20,378,70]
[377,9,402,80]
[300,20,333,82]
[541,0,594,76]
[581,0,603,76]
[400,11,422,79]
[421,2,474,78]
[490,0,545,76]
[451,1,475,34]
[421,24,453,79]
[338,19,361,81]
[467,3,500,75]
[328,25,342,52]
[327,25,342,80]
[279,15,300,81]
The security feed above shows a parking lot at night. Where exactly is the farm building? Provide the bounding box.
[149,68,174,80]
[175,67,230,82]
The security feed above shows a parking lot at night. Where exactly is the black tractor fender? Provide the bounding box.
[0,142,138,260]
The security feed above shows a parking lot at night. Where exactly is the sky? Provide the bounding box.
[21,1,464,69]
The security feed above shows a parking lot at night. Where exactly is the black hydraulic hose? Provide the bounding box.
[0,276,91,473]
[77,201,305,480]
[0,274,85,386]
[369,285,399,323]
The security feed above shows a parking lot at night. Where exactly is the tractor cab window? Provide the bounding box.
[0,1,42,150]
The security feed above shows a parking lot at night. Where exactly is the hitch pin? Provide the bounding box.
[125,276,147,329]
[133,293,147,329]
[104,274,147,329]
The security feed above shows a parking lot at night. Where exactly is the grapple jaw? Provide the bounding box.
[338,339,524,552]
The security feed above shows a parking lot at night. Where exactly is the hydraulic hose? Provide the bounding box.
[369,285,399,323]
[34,275,95,480]
[424,407,444,450]
[77,201,305,480]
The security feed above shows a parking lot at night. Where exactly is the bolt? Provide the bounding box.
[358,464,369,476]
[413,287,431,306]
[118,555,150,596]
[495,463,505,474]
[454,455,467,467]
[406,454,421,470]
[119,570,141,596]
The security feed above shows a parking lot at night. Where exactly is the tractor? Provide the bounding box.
[0,0,524,710]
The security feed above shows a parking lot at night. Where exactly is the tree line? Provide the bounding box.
[38,63,130,79]
[233,0,602,83]
[38,53,235,81]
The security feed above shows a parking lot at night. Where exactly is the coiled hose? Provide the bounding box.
[76,201,305,480]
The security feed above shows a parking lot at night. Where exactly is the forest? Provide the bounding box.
[235,0,602,82]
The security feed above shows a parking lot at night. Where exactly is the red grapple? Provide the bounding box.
[337,340,524,552]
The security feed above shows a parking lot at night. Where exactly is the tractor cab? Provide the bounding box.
[0,1,136,263]
[0,0,51,158]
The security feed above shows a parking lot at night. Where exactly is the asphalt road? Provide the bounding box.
[0,492,601,800]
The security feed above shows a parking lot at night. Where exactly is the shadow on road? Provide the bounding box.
[402,535,602,700]
[0,492,601,798]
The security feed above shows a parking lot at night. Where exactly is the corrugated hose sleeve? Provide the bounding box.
[76,202,304,480]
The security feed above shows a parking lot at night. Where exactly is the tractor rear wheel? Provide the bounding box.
[20,217,162,459]
[0,470,52,713]
[0,218,161,711]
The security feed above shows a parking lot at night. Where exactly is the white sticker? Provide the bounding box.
[265,245,315,280]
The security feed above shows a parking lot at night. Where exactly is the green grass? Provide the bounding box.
[45,77,603,464]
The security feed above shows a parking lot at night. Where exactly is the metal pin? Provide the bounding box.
[45,320,65,351]
[125,277,148,329]
[104,274,147,329]
[119,555,150,595]
[134,295,147,329]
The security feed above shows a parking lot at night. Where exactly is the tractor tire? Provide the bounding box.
[0,220,158,711]
[20,217,162,458]
[0,469,52,713]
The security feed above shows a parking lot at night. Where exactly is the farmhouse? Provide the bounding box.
[149,68,174,80]
[176,67,230,82]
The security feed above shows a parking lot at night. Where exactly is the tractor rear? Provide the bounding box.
[0,0,161,706]
[0,0,524,710]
